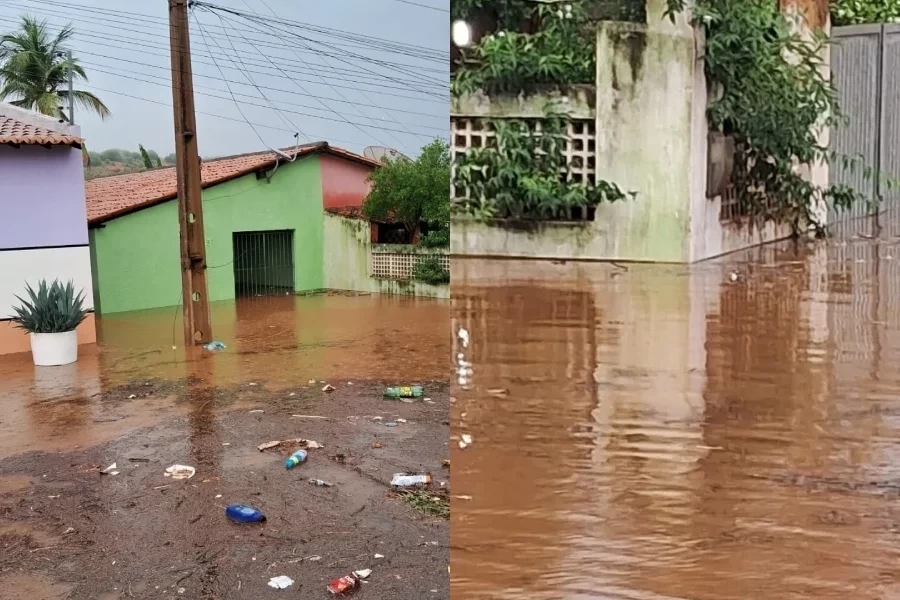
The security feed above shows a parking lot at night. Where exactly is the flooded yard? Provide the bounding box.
[451,230,900,599]
[0,293,450,599]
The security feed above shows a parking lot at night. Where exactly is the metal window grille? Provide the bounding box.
[371,251,450,281]
[232,230,295,297]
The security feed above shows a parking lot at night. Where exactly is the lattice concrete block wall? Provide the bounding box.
[371,251,450,281]
[450,116,596,199]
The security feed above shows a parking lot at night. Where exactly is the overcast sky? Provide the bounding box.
[0,0,448,158]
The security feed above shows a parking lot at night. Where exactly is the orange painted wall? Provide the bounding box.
[320,155,374,209]
[0,313,96,356]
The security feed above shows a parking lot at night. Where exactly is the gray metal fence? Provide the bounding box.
[830,24,900,224]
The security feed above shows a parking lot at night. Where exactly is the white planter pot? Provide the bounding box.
[30,330,78,366]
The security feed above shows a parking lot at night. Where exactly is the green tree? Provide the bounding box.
[362,139,450,241]
[138,144,153,169]
[0,17,110,120]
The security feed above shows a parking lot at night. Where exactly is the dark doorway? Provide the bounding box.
[232,230,295,297]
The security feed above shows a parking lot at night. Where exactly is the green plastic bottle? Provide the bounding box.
[383,385,424,399]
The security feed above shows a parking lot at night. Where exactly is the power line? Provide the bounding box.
[4,0,446,59]
[0,5,447,86]
[205,4,395,149]
[393,0,449,12]
[230,0,414,150]
[193,2,448,88]
[192,8,310,149]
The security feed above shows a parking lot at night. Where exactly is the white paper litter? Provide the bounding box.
[257,438,322,452]
[267,575,294,589]
[164,464,195,480]
[353,569,372,579]
[101,463,119,475]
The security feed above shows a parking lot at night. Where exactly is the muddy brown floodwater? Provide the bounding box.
[0,293,450,599]
[451,232,900,600]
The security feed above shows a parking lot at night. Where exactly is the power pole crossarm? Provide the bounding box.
[169,0,213,346]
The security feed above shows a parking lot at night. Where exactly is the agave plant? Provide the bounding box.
[10,279,88,334]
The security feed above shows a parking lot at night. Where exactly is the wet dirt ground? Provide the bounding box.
[451,224,900,600]
[0,294,450,599]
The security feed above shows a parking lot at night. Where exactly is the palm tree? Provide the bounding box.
[0,17,109,122]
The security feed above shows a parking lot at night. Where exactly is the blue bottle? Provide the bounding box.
[285,449,308,469]
[225,504,265,523]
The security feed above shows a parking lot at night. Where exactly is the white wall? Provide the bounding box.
[0,246,94,319]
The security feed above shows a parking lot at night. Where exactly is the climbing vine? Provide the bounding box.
[684,0,864,233]
[453,107,631,220]
[831,0,900,25]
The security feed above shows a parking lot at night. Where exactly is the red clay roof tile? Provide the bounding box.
[85,144,380,225]
[0,112,83,146]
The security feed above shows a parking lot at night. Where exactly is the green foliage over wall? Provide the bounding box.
[831,0,900,25]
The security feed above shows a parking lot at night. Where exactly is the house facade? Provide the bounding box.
[87,142,448,315]
[0,103,96,356]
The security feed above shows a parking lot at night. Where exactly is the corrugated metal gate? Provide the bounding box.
[232,230,294,297]
[830,24,900,224]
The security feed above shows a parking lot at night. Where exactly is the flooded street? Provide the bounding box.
[451,230,900,599]
[0,293,450,599]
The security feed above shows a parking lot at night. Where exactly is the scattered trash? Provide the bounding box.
[222,443,231,446]
[248,382,258,386]
[322,384,336,392]
[459,433,473,449]
[309,478,333,487]
[391,473,432,487]
[258,438,323,452]
[424,397,434,404]
[101,463,119,476]
[128,457,150,463]
[127,394,137,399]
[442,459,450,468]
[729,272,739,282]
[215,494,222,499]
[458,327,469,348]
[372,416,383,421]
[288,392,296,397]
[327,569,371,596]
[203,341,226,351]
[291,415,328,420]
[371,441,384,449]
[453,495,473,501]
[374,554,384,559]
[396,418,408,423]
[177,587,186,595]
[383,385,424,399]
[63,527,75,535]
[308,379,316,385]
[487,388,508,397]
[285,449,308,469]
[164,464,196,480]
[225,504,266,523]
[267,575,294,590]
[384,422,398,428]
[248,409,265,414]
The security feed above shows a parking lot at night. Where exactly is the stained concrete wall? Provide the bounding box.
[323,213,449,299]
[451,0,828,264]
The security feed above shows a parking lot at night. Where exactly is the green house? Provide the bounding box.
[85,143,381,314]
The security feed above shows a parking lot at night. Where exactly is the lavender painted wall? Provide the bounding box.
[0,145,89,249]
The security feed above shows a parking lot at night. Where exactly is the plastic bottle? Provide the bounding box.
[285,449,308,469]
[383,385,424,399]
[391,473,432,487]
[225,504,266,523]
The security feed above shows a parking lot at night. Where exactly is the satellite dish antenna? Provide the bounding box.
[364,146,410,162]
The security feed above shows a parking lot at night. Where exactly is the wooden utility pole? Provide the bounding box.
[168,0,212,346]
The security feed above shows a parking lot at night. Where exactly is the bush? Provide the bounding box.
[420,228,449,248]
[412,256,450,285]
[10,279,88,334]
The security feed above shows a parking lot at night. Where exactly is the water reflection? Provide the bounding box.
[452,236,900,600]
[0,293,448,461]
